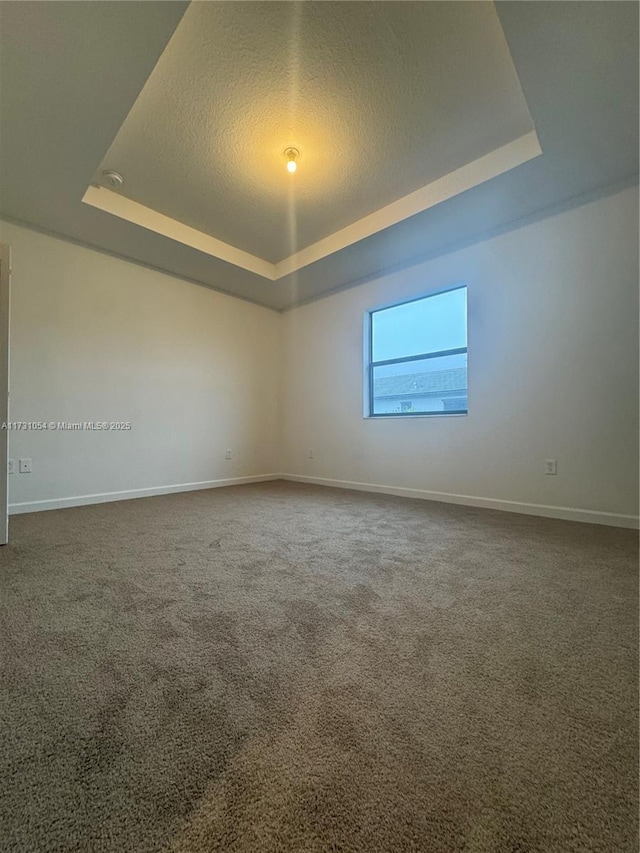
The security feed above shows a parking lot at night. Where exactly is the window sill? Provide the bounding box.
[364,412,468,420]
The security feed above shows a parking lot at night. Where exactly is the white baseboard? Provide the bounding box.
[9,472,639,529]
[8,474,281,515]
[281,474,639,529]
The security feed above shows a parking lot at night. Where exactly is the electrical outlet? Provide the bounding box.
[545,459,557,475]
[225,448,232,460]
[308,449,314,459]
[7,458,15,475]
[19,457,32,474]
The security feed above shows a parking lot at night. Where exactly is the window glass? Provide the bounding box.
[371,287,467,362]
[368,287,467,417]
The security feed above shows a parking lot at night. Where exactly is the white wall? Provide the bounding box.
[0,221,282,511]
[2,187,638,526]
[281,187,639,526]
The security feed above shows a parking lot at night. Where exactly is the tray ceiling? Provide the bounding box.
[87,1,539,278]
[0,2,637,310]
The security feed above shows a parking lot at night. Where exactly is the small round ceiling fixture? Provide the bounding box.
[284,147,299,174]
[102,169,124,189]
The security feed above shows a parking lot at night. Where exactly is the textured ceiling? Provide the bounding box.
[95,1,534,264]
[0,2,638,311]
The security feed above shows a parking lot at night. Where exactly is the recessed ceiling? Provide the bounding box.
[0,1,638,310]
[87,1,539,278]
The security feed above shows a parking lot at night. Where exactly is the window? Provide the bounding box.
[366,286,467,417]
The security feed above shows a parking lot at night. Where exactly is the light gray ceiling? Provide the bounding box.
[96,1,533,263]
[0,1,638,312]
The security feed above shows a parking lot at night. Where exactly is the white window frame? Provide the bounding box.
[363,284,468,419]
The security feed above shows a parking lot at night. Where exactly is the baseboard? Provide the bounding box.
[9,473,639,529]
[281,474,639,529]
[8,474,281,515]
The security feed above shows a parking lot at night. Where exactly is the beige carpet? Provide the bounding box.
[0,481,637,852]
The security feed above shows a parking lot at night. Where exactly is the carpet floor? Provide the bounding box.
[0,481,637,852]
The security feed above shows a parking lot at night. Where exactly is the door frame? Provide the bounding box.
[0,243,10,544]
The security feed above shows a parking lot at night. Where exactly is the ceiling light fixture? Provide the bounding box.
[284,147,299,174]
